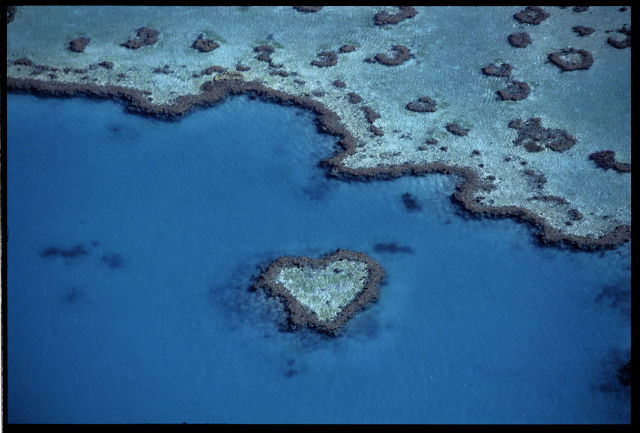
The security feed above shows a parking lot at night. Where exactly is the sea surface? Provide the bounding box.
[6,93,631,423]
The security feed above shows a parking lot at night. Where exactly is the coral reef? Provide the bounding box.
[192,34,219,52]
[373,6,416,25]
[482,63,512,77]
[508,32,531,48]
[589,151,631,173]
[252,249,385,334]
[69,37,90,53]
[374,45,412,66]
[121,27,159,49]
[497,81,530,101]
[548,48,594,71]
[513,6,550,25]
[508,118,576,152]
[311,50,338,67]
[446,123,469,136]
[405,96,437,112]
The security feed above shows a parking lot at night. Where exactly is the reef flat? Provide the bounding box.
[252,249,385,334]
[6,6,631,249]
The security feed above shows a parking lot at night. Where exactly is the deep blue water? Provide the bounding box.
[6,93,631,423]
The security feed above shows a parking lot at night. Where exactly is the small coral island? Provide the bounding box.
[252,249,385,334]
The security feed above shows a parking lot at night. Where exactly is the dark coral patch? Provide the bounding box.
[482,63,512,77]
[497,81,530,101]
[445,123,469,137]
[14,57,33,66]
[293,6,322,13]
[607,27,631,49]
[589,151,631,173]
[152,64,173,74]
[69,37,90,53]
[192,35,219,52]
[254,45,283,68]
[102,253,125,269]
[347,92,362,104]
[508,32,532,48]
[374,45,412,66]
[311,50,337,67]
[374,242,415,254]
[121,27,159,49]
[339,44,355,53]
[401,192,422,211]
[617,360,631,387]
[269,70,291,77]
[373,6,417,25]
[522,169,547,190]
[568,208,584,221]
[361,106,381,124]
[548,48,594,71]
[572,6,589,12]
[514,6,550,25]
[573,25,595,37]
[509,118,576,152]
[369,125,384,136]
[405,96,437,112]
[202,65,226,75]
[41,244,88,259]
[333,80,346,88]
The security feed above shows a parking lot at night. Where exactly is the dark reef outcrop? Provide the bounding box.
[607,27,631,49]
[589,151,631,173]
[508,32,532,48]
[523,169,547,190]
[374,45,412,66]
[311,50,338,67]
[548,48,594,71]
[293,6,323,13]
[513,6,550,25]
[192,35,219,52]
[69,37,90,53]
[573,25,595,37]
[373,6,417,26]
[405,96,437,113]
[339,44,356,53]
[254,45,283,68]
[153,64,173,74]
[347,92,362,104]
[401,192,422,211]
[497,81,530,101]
[508,118,576,152]
[361,106,380,124]
[446,123,469,136]
[121,27,159,49]
[482,63,512,77]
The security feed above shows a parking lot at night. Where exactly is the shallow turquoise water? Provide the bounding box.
[6,93,631,423]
